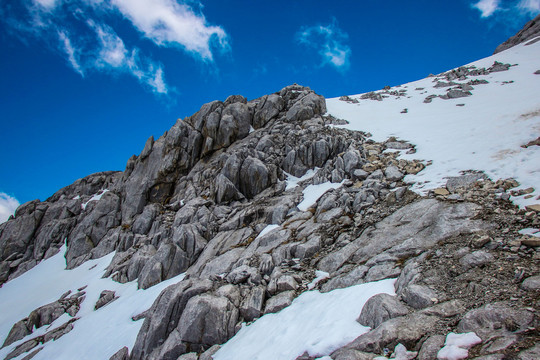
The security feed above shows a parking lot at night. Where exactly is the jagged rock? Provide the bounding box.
[176,294,239,352]
[200,344,221,360]
[286,92,326,122]
[384,165,404,182]
[226,265,259,284]
[321,265,368,292]
[95,290,117,310]
[264,290,295,314]
[259,253,274,275]
[132,204,159,235]
[420,299,465,318]
[318,199,488,274]
[131,279,213,360]
[277,275,299,291]
[341,313,438,354]
[253,94,285,129]
[109,347,129,360]
[239,156,270,198]
[357,293,409,328]
[2,320,31,348]
[66,191,121,268]
[401,284,438,309]
[488,61,511,72]
[417,335,445,360]
[215,174,242,203]
[240,286,265,321]
[457,302,535,341]
[445,89,472,99]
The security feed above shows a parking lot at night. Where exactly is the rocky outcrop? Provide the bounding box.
[494,14,540,54]
[1,83,538,360]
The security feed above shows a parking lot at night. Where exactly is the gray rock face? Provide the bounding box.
[318,199,488,274]
[264,290,295,314]
[494,14,540,53]
[417,335,445,360]
[109,347,129,360]
[239,157,270,198]
[95,290,117,310]
[177,294,239,352]
[357,293,409,329]
[343,313,438,354]
[457,302,535,341]
[131,279,213,360]
[253,94,285,129]
[384,165,404,182]
[401,284,438,309]
[446,173,486,192]
[286,92,326,122]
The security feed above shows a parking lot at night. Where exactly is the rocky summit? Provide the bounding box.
[1,22,539,360]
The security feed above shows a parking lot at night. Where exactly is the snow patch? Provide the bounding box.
[0,245,185,360]
[437,332,482,360]
[298,181,344,211]
[81,189,110,210]
[285,168,320,190]
[213,278,396,360]
[307,270,330,290]
[327,40,540,209]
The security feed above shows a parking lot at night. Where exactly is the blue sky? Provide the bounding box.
[0,0,539,219]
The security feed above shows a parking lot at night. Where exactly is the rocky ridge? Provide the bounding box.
[1,34,539,360]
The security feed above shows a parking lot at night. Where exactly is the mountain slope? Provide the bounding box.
[0,24,539,360]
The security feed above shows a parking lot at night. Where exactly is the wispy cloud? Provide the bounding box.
[110,0,229,61]
[517,0,540,14]
[1,0,230,95]
[473,0,501,17]
[0,193,20,224]
[296,19,351,71]
[472,0,540,19]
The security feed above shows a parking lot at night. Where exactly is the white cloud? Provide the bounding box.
[296,20,351,71]
[4,0,229,95]
[58,31,84,75]
[473,0,501,17]
[110,0,228,60]
[0,193,20,224]
[517,0,540,14]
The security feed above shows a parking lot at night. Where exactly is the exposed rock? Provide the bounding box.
[341,313,439,354]
[357,293,409,328]
[457,302,535,341]
[264,290,295,314]
[494,14,540,53]
[459,250,494,269]
[95,290,118,310]
[417,335,445,360]
[176,294,239,352]
[520,275,540,291]
[109,347,129,360]
[401,284,438,309]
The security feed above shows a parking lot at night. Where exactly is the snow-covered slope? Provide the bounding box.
[327,39,540,209]
[0,246,184,360]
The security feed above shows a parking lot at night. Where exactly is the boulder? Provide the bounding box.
[176,294,239,352]
[357,293,409,328]
[264,290,295,314]
[239,157,270,198]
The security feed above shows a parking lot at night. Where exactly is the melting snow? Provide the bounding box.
[0,245,185,360]
[285,168,320,190]
[307,270,330,290]
[81,189,110,210]
[213,278,396,360]
[298,181,344,211]
[327,41,540,208]
[437,332,482,360]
